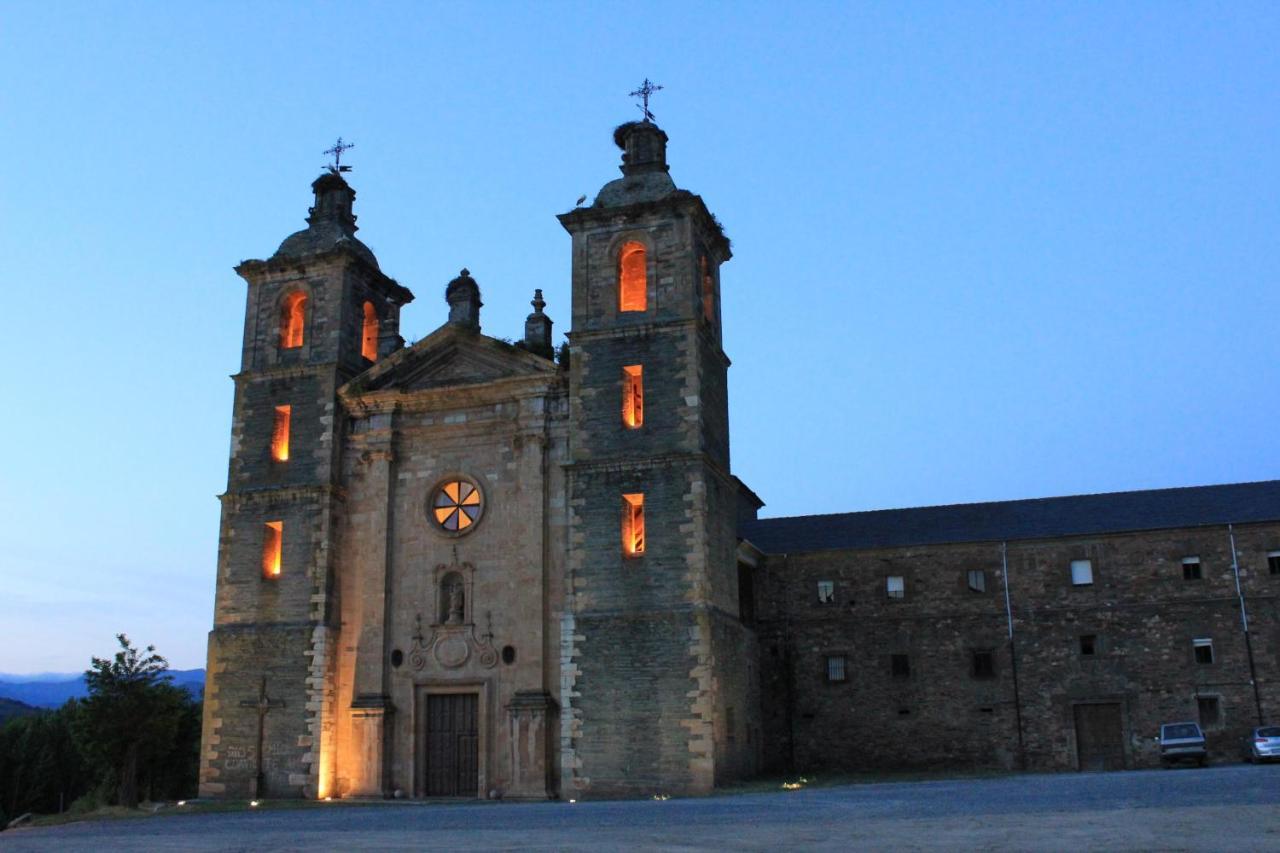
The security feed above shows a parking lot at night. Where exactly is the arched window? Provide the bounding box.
[280,291,307,349]
[361,301,378,362]
[622,493,645,556]
[618,241,647,312]
[700,256,716,325]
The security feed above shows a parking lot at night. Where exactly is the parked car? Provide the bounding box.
[1242,726,1280,763]
[1159,722,1207,767]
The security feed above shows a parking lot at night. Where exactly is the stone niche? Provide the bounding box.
[408,561,498,672]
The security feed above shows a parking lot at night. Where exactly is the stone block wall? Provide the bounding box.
[756,522,1280,774]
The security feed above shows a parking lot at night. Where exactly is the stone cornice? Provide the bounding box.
[566,320,732,367]
[341,372,567,416]
[557,192,731,261]
[219,483,347,505]
[564,450,734,484]
[235,248,414,304]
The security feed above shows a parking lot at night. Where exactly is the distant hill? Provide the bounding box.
[0,669,205,708]
[0,696,43,726]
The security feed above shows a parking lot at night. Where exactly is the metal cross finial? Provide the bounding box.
[323,137,354,174]
[629,78,664,122]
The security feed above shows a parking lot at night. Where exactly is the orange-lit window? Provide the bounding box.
[618,241,647,312]
[361,301,378,361]
[280,291,307,349]
[622,493,645,556]
[622,365,643,428]
[263,521,283,579]
[700,256,716,325]
[431,479,483,533]
[271,405,291,462]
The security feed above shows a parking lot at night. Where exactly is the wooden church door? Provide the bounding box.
[424,693,479,796]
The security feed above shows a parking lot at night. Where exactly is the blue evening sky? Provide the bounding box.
[1,2,1276,673]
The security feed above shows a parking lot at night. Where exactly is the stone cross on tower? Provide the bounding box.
[323,137,354,174]
[629,78,664,122]
[239,676,286,797]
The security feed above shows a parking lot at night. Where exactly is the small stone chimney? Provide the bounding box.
[524,289,554,359]
[445,268,482,331]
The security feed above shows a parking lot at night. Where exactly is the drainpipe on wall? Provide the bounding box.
[1227,524,1265,725]
[782,553,797,774]
[1001,541,1027,770]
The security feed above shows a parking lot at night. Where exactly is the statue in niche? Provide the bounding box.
[441,573,465,625]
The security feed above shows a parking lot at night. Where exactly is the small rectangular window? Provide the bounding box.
[967,570,986,593]
[1193,638,1214,665]
[886,576,905,599]
[262,521,283,579]
[1268,551,1280,575]
[1197,696,1221,728]
[816,580,834,603]
[271,405,291,462]
[622,493,645,556]
[1079,634,1097,656]
[825,655,847,682]
[972,650,995,679]
[891,654,910,679]
[622,365,644,429]
[1070,559,1093,586]
[1182,556,1202,581]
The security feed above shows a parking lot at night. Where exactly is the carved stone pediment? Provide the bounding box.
[341,323,555,399]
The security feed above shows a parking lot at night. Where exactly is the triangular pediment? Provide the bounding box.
[343,324,556,398]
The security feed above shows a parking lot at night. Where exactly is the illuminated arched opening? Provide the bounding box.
[271,405,291,462]
[361,301,378,362]
[622,365,643,429]
[263,521,283,579]
[622,493,645,556]
[618,241,647,312]
[280,291,308,349]
[700,256,716,325]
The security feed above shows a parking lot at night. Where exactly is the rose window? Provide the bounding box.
[430,479,483,533]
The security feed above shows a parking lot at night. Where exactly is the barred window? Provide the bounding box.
[1182,556,1202,581]
[967,570,987,593]
[825,655,847,682]
[1070,559,1093,586]
[886,576,905,599]
[1193,638,1214,665]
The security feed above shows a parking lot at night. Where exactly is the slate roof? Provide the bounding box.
[739,480,1280,554]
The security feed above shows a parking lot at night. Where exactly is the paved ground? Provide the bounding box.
[5,764,1279,851]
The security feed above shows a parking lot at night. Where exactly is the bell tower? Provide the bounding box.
[557,118,754,797]
[200,166,413,799]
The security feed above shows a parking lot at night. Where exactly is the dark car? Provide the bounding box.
[1243,726,1280,763]
[1160,722,1207,766]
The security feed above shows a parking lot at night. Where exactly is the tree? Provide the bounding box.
[73,634,192,808]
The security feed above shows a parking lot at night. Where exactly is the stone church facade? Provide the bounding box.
[200,118,1280,801]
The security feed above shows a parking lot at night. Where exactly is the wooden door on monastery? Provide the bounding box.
[424,693,479,796]
[1073,703,1125,771]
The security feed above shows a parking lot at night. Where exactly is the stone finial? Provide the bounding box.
[524,288,554,359]
[613,120,670,177]
[306,172,358,233]
[446,268,482,331]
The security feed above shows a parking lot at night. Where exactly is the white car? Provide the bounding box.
[1243,726,1280,763]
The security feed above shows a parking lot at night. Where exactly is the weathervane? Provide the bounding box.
[323,137,354,174]
[629,78,664,122]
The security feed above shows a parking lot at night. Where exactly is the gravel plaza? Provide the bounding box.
[5,764,1279,851]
